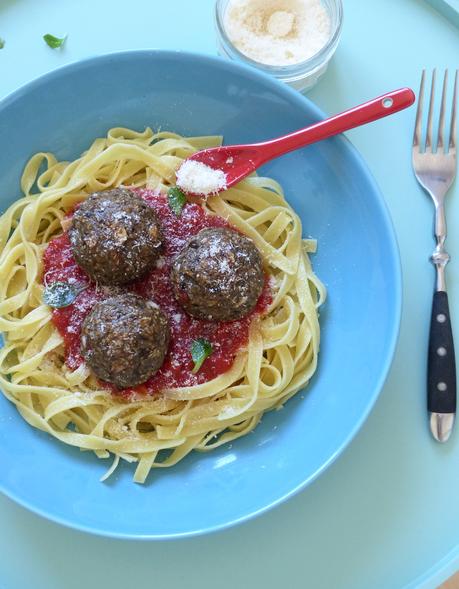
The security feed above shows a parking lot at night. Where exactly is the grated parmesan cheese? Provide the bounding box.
[176,160,227,196]
[224,0,331,66]
[267,10,295,37]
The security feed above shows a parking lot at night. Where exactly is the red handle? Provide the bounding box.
[256,88,415,164]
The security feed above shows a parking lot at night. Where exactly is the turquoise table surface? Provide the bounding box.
[0,0,458,588]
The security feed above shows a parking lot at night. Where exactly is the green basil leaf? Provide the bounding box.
[191,338,213,374]
[168,186,187,216]
[43,281,85,308]
[0,38,5,50]
[43,34,67,49]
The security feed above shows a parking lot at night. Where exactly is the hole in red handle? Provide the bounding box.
[382,98,394,108]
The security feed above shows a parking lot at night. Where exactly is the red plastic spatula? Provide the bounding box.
[178,88,415,192]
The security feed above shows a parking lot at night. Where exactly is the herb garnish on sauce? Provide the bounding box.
[191,338,213,373]
[43,281,85,308]
[167,186,187,216]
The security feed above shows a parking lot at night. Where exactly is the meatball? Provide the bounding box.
[171,227,264,321]
[81,294,170,388]
[69,188,162,285]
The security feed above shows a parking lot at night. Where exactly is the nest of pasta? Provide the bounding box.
[0,127,325,483]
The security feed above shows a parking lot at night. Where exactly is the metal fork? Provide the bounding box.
[412,69,457,443]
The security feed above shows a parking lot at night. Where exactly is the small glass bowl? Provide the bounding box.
[215,0,343,92]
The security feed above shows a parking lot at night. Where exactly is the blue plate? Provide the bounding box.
[0,51,401,539]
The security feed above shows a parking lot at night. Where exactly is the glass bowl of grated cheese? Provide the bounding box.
[215,0,343,92]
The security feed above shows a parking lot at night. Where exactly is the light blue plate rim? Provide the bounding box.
[0,49,402,540]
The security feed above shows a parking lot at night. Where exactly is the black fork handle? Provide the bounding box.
[428,291,456,414]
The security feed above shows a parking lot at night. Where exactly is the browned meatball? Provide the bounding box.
[171,227,264,321]
[69,188,162,285]
[81,294,169,388]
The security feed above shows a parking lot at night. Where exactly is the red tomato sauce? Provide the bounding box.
[42,190,271,394]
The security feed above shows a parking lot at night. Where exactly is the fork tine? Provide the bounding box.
[426,69,436,150]
[437,70,448,151]
[413,70,425,149]
[450,69,457,152]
